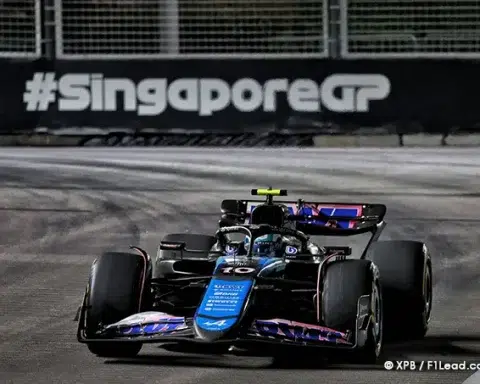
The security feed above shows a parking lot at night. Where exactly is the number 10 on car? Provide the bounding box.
[221,267,256,274]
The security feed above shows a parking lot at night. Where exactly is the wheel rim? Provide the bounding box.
[423,263,432,323]
[371,281,383,356]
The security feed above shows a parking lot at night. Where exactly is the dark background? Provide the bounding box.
[1,58,479,135]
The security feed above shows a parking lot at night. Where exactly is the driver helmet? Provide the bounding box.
[245,234,282,257]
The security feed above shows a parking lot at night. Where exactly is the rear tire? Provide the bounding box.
[85,252,149,358]
[322,259,383,364]
[366,241,432,341]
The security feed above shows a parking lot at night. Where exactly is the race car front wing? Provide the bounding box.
[76,295,372,352]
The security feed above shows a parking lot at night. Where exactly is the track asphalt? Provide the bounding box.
[0,148,478,384]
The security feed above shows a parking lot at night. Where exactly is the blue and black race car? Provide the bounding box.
[76,189,433,364]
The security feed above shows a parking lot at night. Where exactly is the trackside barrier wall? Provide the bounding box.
[1,1,480,144]
[4,58,480,134]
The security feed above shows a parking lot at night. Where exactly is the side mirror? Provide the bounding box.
[221,199,240,214]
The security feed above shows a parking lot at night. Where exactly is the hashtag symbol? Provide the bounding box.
[23,72,58,111]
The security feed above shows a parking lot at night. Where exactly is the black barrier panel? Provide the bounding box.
[0,59,54,133]
[6,58,480,133]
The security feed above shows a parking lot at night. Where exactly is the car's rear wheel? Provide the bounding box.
[85,251,150,358]
[322,259,383,364]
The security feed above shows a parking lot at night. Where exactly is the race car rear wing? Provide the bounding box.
[220,198,386,234]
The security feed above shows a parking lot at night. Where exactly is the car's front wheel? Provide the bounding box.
[322,259,383,364]
[84,251,150,358]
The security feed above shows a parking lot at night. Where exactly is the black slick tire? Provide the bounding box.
[366,240,432,341]
[322,259,383,364]
[85,251,149,358]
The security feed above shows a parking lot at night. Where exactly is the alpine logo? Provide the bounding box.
[285,246,298,255]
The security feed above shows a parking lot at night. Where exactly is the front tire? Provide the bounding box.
[85,251,150,358]
[322,259,383,364]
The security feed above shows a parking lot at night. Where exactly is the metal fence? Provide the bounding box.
[4,0,480,59]
[0,0,42,58]
[340,0,480,58]
[54,0,329,59]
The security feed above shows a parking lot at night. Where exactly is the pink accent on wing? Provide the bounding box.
[159,323,171,332]
[256,318,349,338]
[308,204,363,229]
[246,202,363,229]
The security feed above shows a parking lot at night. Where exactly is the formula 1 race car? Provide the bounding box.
[76,189,433,364]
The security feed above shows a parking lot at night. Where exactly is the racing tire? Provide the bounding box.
[366,241,432,341]
[85,251,150,358]
[322,259,383,364]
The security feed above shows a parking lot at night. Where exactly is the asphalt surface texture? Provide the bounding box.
[0,147,479,384]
